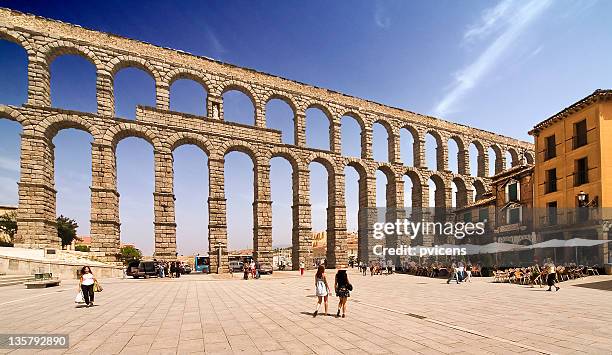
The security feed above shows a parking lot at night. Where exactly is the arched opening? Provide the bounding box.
[400,127,417,167]
[505,150,514,168]
[114,67,156,119]
[429,174,447,223]
[346,162,368,263]
[270,156,293,252]
[453,177,469,208]
[525,151,534,165]
[473,180,487,201]
[0,118,21,211]
[305,107,331,151]
[53,128,93,247]
[0,39,27,105]
[448,138,459,174]
[309,161,330,265]
[169,79,207,116]
[116,137,155,256]
[173,144,209,256]
[488,146,501,176]
[344,165,360,238]
[469,142,481,177]
[50,55,97,113]
[425,131,443,171]
[372,121,391,162]
[225,151,254,253]
[223,88,255,125]
[266,99,295,144]
[341,115,362,157]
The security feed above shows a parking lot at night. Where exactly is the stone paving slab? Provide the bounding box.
[0,270,611,354]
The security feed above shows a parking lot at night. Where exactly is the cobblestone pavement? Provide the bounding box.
[0,270,611,354]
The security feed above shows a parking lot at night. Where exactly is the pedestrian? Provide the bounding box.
[545,259,560,291]
[175,261,181,278]
[447,261,459,284]
[369,263,374,276]
[300,261,305,276]
[164,262,169,278]
[335,270,352,318]
[243,263,249,280]
[313,265,330,317]
[457,261,465,282]
[158,262,165,278]
[79,266,96,307]
[255,260,260,279]
[250,260,256,279]
[169,262,176,278]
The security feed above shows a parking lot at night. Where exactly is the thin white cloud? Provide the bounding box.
[433,0,552,117]
[463,0,513,43]
[206,29,226,55]
[374,1,391,29]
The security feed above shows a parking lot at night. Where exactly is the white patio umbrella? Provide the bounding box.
[478,242,528,254]
[564,238,612,264]
[529,239,565,264]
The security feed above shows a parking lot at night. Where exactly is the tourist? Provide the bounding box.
[79,266,96,307]
[313,265,330,317]
[169,262,176,278]
[164,262,169,278]
[335,270,352,318]
[250,260,256,279]
[361,262,367,276]
[175,261,181,278]
[369,263,374,276]
[457,261,465,282]
[243,263,249,280]
[447,261,459,284]
[299,261,305,276]
[545,259,560,291]
[158,262,165,278]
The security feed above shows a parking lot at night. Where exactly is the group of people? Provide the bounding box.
[155,260,183,278]
[313,265,352,318]
[446,261,472,284]
[242,260,260,280]
[357,261,394,276]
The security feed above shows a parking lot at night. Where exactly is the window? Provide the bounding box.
[508,207,521,224]
[545,168,557,193]
[463,211,472,223]
[478,208,489,222]
[506,181,519,202]
[573,119,587,149]
[547,201,557,225]
[544,135,556,160]
[574,157,588,186]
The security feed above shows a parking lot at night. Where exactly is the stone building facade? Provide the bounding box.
[0,8,532,272]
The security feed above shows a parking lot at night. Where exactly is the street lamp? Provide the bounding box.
[577,190,587,207]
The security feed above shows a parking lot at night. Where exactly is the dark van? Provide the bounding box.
[126,260,158,279]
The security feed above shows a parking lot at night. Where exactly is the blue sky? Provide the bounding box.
[1,0,611,255]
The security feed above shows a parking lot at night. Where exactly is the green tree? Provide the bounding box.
[120,245,142,265]
[56,215,78,247]
[0,211,17,246]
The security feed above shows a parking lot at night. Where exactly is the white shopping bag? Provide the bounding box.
[74,291,85,304]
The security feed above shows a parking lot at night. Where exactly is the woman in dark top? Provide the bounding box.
[334,270,351,318]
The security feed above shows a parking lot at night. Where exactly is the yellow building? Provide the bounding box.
[529,89,611,265]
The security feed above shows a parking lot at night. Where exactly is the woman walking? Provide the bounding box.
[79,266,96,307]
[545,259,560,291]
[313,265,330,317]
[335,270,352,318]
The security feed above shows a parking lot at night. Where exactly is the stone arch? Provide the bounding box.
[308,152,336,176]
[470,139,487,177]
[107,55,161,82]
[304,102,334,151]
[41,114,101,142]
[41,41,101,68]
[270,147,303,172]
[472,179,487,201]
[400,124,421,167]
[0,29,31,54]
[428,172,448,224]
[489,143,504,175]
[524,151,534,164]
[165,68,212,93]
[507,147,520,167]
[372,118,394,163]
[220,139,259,163]
[452,175,469,208]
[341,111,366,130]
[0,105,27,125]
[220,81,259,108]
[425,129,445,171]
[104,123,162,151]
[166,131,212,156]
[340,112,365,158]
[264,92,298,114]
[404,168,423,209]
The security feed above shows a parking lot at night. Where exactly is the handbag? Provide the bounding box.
[347,283,353,291]
[93,279,103,292]
[75,291,85,304]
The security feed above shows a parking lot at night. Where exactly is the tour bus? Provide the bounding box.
[194,256,210,273]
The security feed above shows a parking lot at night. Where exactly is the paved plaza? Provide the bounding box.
[1,270,611,355]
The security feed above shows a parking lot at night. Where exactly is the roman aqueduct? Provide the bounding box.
[0,8,533,271]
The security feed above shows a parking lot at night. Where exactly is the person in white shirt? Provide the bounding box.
[79,266,96,307]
